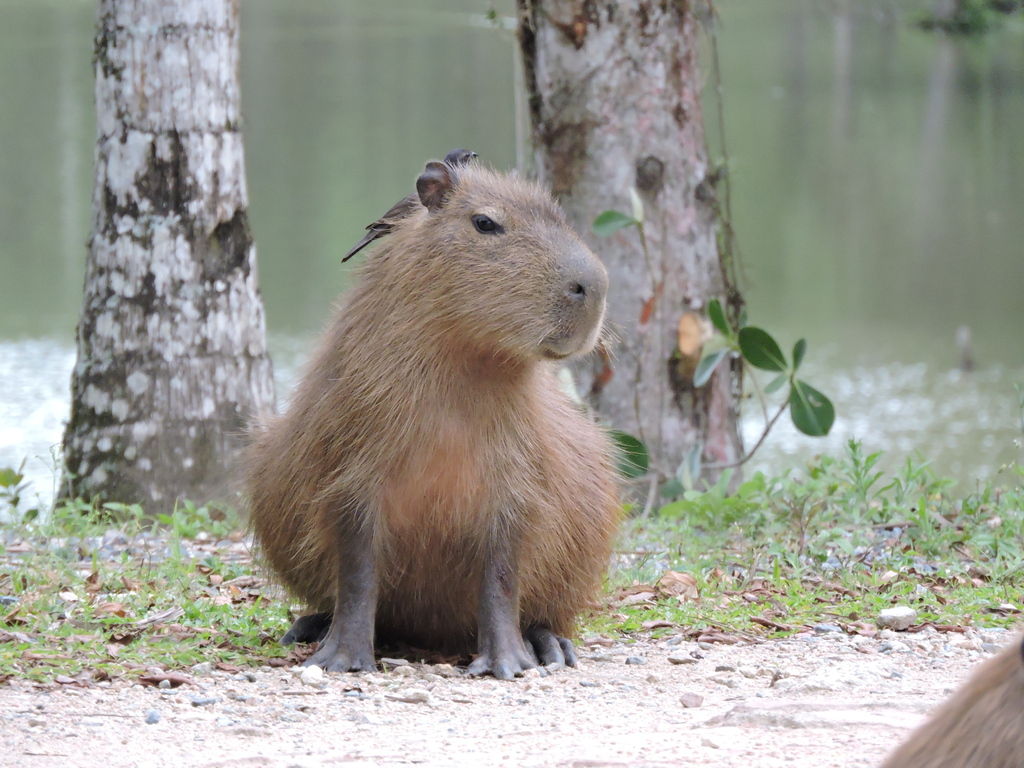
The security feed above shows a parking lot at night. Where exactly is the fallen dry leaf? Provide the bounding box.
[846,621,877,637]
[657,571,699,601]
[135,606,184,629]
[749,616,792,633]
[618,591,656,607]
[96,602,128,617]
[137,672,197,688]
[983,603,1021,615]
[641,620,675,630]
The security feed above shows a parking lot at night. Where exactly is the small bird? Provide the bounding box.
[342,149,478,262]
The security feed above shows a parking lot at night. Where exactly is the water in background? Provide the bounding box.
[1,0,1021,506]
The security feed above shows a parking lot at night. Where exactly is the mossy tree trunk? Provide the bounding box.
[62,0,275,511]
[517,0,743,481]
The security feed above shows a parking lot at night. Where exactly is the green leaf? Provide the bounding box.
[657,499,688,517]
[0,467,22,488]
[592,210,638,237]
[675,442,703,491]
[764,373,788,395]
[628,187,645,224]
[693,348,729,388]
[700,333,733,356]
[738,326,787,372]
[608,430,649,478]
[792,338,807,371]
[707,298,730,337]
[789,380,835,437]
[660,478,684,499]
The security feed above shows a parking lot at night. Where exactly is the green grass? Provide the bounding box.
[0,498,294,684]
[594,439,1024,641]
[2,439,1023,684]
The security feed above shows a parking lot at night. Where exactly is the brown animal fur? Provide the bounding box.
[879,635,1024,767]
[245,158,620,676]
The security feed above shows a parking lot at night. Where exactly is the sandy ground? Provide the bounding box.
[0,626,1015,768]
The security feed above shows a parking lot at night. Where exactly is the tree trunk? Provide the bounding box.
[62,0,275,512]
[517,0,743,481]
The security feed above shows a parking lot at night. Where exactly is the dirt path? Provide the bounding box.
[1,627,1013,768]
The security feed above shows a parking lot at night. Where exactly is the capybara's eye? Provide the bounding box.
[472,214,503,234]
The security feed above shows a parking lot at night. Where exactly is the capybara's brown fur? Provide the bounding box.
[245,156,620,677]
[879,635,1024,767]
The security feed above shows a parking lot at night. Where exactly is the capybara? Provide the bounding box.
[246,153,621,679]
[879,634,1024,767]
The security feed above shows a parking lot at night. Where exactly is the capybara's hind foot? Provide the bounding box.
[281,612,332,645]
[524,626,577,670]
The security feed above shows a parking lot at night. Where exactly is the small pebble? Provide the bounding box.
[299,665,324,686]
[579,680,600,688]
[709,675,739,688]
[386,688,430,704]
[380,657,410,668]
[813,623,843,634]
[158,679,172,690]
[714,664,736,672]
[879,640,911,654]
[667,654,698,665]
[144,709,160,724]
[625,656,645,666]
[680,692,704,708]
[191,662,214,678]
[877,606,917,631]
[190,696,220,707]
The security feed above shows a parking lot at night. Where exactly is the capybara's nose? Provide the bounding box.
[560,248,608,312]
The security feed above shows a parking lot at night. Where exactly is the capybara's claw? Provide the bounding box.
[304,638,375,673]
[524,626,577,670]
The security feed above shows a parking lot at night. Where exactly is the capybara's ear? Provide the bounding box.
[417,161,455,212]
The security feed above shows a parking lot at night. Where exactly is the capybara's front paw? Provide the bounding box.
[467,632,539,680]
[466,650,537,680]
[304,637,375,673]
